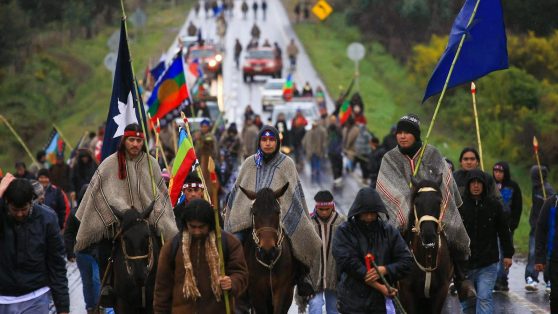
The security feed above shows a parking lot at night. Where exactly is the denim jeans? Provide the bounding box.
[496,237,509,284]
[310,154,321,183]
[461,263,498,314]
[308,290,338,314]
[0,291,50,313]
[77,252,101,310]
[525,229,550,283]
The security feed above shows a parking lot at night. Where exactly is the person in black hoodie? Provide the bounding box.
[492,161,522,291]
[458,169,514,314]
[535,193,558,311]
[332,187,412,313]
[71,149,97,201]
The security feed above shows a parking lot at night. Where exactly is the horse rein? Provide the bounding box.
[251,215,285,269]
[119,219,155,275]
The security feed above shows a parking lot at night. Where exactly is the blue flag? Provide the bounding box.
[101,20,147,161]
[422,0,508,102]
[150,60,166,82]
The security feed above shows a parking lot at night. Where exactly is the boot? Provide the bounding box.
[453,259,476,302]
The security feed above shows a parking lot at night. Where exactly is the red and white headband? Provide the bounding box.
[315,201,335,207]
[183,182,204,189]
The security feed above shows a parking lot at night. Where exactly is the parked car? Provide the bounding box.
[242,48,282,82]
[185,44,223,76]
[260,78,286,111]
[271,100,320,131]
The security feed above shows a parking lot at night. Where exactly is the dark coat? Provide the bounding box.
[44,184,67,230]
[332,188,412,313]
[368,146,386,188]
[453,168,502,204]
[530,165,555,229]
[459,169,514,270]
[493,161,522,231]
[50,162,73,193]
[535,195,558,263]
[0,204,69,312]
[71,150,97,194]
[154,231,248,314]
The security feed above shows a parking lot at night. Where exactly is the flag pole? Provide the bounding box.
[413,0,482,178]
[120,0,157,198]
[156,118,171,172]
[52,123,74,151]
[181,112,230,314]
[470,82,484,170]
[533,136,547,200]
[0,115,38,165]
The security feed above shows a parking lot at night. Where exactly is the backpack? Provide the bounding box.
[170,231,230,270]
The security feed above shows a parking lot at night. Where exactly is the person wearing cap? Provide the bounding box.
[492,161,522,292]
[224,125,321,297]
[74,123,178,303]
[37,168,68,230]
[300,191,345,314]
[376,114,475,302]
[332,187,412,313]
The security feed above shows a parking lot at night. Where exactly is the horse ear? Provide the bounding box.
[274,182,289,199]
[410,176,420,189]
[239,185,257,200]
[142,201,155,220]
[110,206,124,222]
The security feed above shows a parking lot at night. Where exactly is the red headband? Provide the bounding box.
[183,182,204,189]
[124,130,144,139]
[315,201,335,207]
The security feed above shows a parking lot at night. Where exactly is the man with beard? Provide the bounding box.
[224,125,320,297]
[154,199,248,313]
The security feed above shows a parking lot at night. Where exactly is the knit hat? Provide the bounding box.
[37,168,50,179]
[396,114,421,141]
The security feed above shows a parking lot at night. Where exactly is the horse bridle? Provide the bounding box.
[410,186,444,298]
[251,214,285,269]
[119,218,155,276]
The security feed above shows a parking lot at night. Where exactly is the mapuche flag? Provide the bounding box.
[101,19,148,161]
[422,0,508,102]
[168,127,197,206]
[44,128,65,166]
[147,52,190,127]
[338,100,352,125]
[282,73,294,101]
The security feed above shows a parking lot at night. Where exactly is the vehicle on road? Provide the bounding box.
[179,35,198,52]
[270,99,319,131]
[242,47,282,82]
[185,44,224,77]
[260,78,286,111]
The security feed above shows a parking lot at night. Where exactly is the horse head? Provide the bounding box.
[110,201,156,286]
[410,176,443,249]
[240,183,289,251]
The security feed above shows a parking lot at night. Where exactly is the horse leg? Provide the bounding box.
[272,286,294,314]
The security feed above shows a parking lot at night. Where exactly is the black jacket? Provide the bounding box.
[332,188,412,313]
[459,170,514,270]
[0,203,69,312]
[529,165,555,229]
[43,184,67,230]
[493,161,522,231]
[454,168,502,204]
[535,195,558,263]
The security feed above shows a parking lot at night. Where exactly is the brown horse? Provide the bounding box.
[108,203,160,314]
[238,183,298,314]
[399,178,454,314]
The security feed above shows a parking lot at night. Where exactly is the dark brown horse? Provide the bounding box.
[238,183,297,314]
[399,178,454,314]
[109,203,160,314]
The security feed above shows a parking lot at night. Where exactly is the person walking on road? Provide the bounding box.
[250,23,261,40]
[535,192,558,311]
[37,168,68,231]
[261,0,268,20]
[327,115,344,187]
[287,39,299,70]
[252,0,259,19]
[302,190,346,314]
[234,39,243,69]
[154,199,249,313]
[0,177,70,314]
[241,117,259,159]
[241,0,249,19]
[526,165,554,292]
[187,21,198,37]
[353,122,372,185]
[294,2,302,23]
[341,116,359,173]
[459,169,514,314]
[492,161,522,292]
[332,187,413,313]
[302,121,327,184]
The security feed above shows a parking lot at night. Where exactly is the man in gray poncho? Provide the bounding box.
[376,114,475,301]
[224,125,321,296]
[75,123,178,299]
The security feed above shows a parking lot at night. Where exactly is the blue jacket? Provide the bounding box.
[0,203,69,312]
[536,195,558,263]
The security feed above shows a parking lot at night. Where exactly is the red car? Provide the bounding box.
[185,44,223,76]
[242,48,282,82]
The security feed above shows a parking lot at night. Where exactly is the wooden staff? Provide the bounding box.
[533,136,547,199]
[0,115,37,165]
[470,82,484,170]
[156,118,171,172]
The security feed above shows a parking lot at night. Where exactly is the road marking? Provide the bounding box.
[505,291,549,313]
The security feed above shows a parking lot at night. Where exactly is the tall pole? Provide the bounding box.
[413,0,482,178]
[120,0,157,198]
[470,82,484,171]
[533,136,547,200]
[52,123,74,151]
[354,60,360,92]
[181,112,231,314]
[0,115,38,165]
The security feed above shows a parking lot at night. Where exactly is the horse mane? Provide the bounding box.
[252,188,280,215]
[119,208,144,232]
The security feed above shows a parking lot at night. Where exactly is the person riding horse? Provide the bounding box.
[224,125,321,297]
[376,114,475,302]
[75,123,178,306]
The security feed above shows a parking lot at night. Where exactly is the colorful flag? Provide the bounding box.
[168,127,197,206]
[422,0,508,102]
[101,20,148,161]
[338,100,352,125]
[44,128,65,166]
[150,59,166,83]
[188,58,204,78]
[283,73,294,101]
[147,51,190,128]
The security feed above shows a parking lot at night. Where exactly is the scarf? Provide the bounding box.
[398,140,422,157]
[181,230,222,301]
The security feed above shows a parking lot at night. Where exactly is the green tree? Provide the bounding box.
[0,1,30,68]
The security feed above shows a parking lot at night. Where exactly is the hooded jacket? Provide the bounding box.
[71,149,97,193]
[459,169,514,269]
[493,161,522,231]
[332,188,412,313]
[530,165,555,228]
